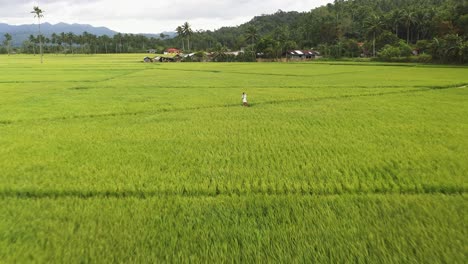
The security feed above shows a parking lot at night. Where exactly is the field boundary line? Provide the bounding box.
[67,85,410,90]
[97,68,152,82]
[0,186,465,200]
[155,67,367,78]
[0,68,150,85]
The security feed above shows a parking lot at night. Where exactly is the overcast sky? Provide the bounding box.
[0,0,333,33]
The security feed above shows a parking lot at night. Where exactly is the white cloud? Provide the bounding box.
[0,0,333,33]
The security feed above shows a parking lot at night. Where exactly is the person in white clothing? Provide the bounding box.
[242,92,248,107]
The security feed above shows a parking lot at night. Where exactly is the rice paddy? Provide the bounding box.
[0,54,467,262]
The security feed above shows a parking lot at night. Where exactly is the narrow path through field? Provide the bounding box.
[155,67,367,78]
[0,184,465,200]
[0,68,150,84]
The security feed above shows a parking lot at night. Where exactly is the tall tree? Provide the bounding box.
[364,14,384,57]
[113,33,123,53]
[31,6,44,63]
[29,35,37,55]
[390,9,404,38]
[51,33,58,54]
[273,25,290,55]
[59,32,66,53]
[182,22,193,51]
[100,35,111,54]
[66,32,75,54]
[402,9,415,44]
[244,25,259,46]
[3,33,12,55]
[244,26,259,60]
[176,26,185,50]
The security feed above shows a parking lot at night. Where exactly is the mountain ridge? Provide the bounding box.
[0,22,175,46]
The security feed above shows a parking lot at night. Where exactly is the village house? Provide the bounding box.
[164,48,181,55]
[286,50,319,60]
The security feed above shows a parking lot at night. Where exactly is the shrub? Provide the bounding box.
[397,41,413,57]
[379,45,401,59]
[413,54,432,63]
[415,40,431,54]
[375,31,400,51]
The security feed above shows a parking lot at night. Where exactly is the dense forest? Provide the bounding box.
[2,0,467,63]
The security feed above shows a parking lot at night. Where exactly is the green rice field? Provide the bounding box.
[0,54,467,262]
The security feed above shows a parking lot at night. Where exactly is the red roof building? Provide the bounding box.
[165,48,181,54]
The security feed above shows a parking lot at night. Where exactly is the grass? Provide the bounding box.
[0,54,467,262]
[1,195,465,263]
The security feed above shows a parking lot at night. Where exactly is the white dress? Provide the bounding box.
[242,94,247,103]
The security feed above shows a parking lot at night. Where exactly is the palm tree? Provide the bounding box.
[273,25,289,58]
[113,33,123,53]
[364,14,384,57]
[182,22,193,51]
[212,43,228,61]
[31,6,44,63]
[401,9,415,44]
[390,9,403,38]
[44,37,51,54]
[51,33,58,54]
[3,33,12,55]
[29,35,37,55]
[244,26,259,60]
[100,35,111,54]
[59,32,66,53]
[414,10,433,41]
[66,32,75,54]
[82,31,91,53]
[244,25,258,46]
[176,26,185,50]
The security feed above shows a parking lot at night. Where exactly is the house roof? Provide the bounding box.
[287,50,318,56]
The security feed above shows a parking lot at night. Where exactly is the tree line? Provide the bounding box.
[16,32,167,55]
[1,0,467,63]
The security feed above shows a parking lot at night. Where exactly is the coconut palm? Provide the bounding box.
[176,26,185,50]
[51,33,58,54]
[401,9,415,44]
[182,22,193,51]
[3,33,12,55]
[414,9,434,41]
[244,26,259,60]
[66,32,75,54]
[244,25,259,46]
[390,9,403,38]
[31,6,44,63]
[100,35,111,54]
[364,14,384,57]
[59,32,66,53]
[29,35,37,55]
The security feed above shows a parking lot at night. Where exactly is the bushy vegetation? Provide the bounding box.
[0,55,467,262]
